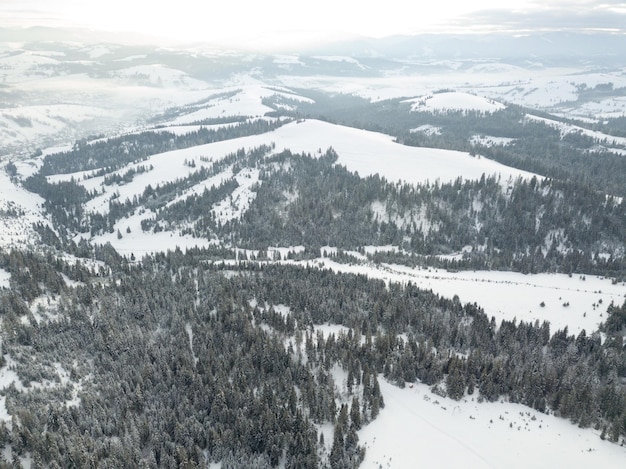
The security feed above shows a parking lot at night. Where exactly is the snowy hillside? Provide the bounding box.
[1,31,626,469]
[0,169,47,249]
[40,118,539,263]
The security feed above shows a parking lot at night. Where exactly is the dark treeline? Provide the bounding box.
[1,249,624,467]
[37,118,288,176]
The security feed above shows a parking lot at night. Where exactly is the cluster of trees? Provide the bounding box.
[22,176,90,235]
[0,249,91,303]
[103,164,153,186]
[0,249,624,467]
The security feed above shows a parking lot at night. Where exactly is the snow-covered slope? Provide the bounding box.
[526,114,626,148]
[263,120,535,185]
[43,117,540,262]
[0,170,47,250]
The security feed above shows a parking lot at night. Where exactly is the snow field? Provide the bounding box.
[359,379,626,469]
[470,135,516,147]
[211,167,260,224]
[86,212,214,260]
[165,84,312,126]
[410,124,441,136]
[296,258,625,336]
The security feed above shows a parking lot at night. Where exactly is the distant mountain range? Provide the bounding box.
[2,26,626,64]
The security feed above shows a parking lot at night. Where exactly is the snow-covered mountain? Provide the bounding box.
[2,29,626,158]
[1,29,625,469]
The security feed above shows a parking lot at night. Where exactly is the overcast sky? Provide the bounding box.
[2,0,625,49]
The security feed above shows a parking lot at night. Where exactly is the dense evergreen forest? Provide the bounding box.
[0,249,624,467]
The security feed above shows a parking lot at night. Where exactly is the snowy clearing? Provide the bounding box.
[471,135,516,147]
[88,215,214,260]
[0,269,10,288]
[0,171,47,250]
[293,258,625,335]
[360,379,626,469]
[410,124,441,136]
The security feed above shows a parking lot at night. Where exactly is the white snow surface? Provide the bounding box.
[156,119,536,186]
[86,214,213,260]
[211,167,260,224]
[471,135,516,147]
[360,379,626,469]
[266,120,536,185]
[410,124,441,136]
[0,170,47,249]
[0,269,9,288]
[165,83,311,126]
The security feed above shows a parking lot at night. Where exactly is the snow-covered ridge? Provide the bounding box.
[50,118,539,192]
[41,117,542,263]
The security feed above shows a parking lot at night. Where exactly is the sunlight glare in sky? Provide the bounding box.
[1,0,623,49]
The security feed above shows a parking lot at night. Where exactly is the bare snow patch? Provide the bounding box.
[211,167,260,224]
[0,269,9,289]
[471,135,516,147]
[0,170,47,249]
[410,124,441,136]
